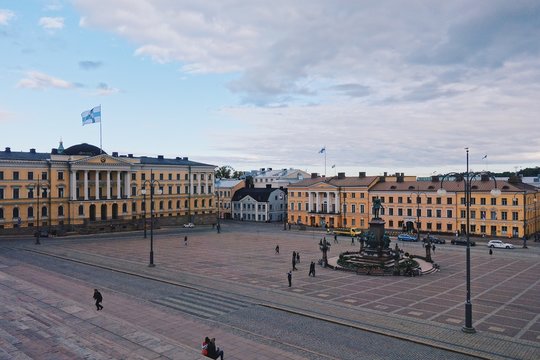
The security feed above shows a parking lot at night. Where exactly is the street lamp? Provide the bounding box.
[215,187,221,234]
[30,179,49,245]
[141,172,162,267]
[138,189,147,238]
[410,191,430,261]
[437,148,500,334]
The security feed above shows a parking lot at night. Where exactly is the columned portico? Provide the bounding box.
[106,171,111,199]
[84,170,89,200]
[95,170,100,200]
[116,172,121,199]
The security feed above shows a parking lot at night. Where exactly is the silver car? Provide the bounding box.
[487,240,514,249]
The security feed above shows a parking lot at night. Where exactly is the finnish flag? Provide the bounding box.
[81,105,101,126]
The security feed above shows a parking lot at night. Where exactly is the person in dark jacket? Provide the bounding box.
[206,337,224,360]
[93,289,103,310]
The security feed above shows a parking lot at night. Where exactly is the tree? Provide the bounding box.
[215,166,233,179]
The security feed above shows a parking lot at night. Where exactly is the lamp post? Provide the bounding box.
[410,191,430,261]
[534,197,538,240]
[30,179,49,245]
[142,172,162,267]
[438,148,500,333]
[138,189,147,238]
[215,187,221,234]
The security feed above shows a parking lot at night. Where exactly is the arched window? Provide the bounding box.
[202,199,206,208]
[41,206,47,217]
[184,200,188,208]
[58,205,64,217]
[78,205,84,215]
[28,207,34,218]
[122,203,127,213]
[194,200,198,208]
[176,200,180,209]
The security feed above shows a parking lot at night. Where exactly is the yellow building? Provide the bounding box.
[368,174,539,238]
[215,179,245,219]
[0,143,216,234]
[287,172,380,229]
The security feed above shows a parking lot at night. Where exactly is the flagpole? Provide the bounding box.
[324,146,327,177]
[99,104,103,154]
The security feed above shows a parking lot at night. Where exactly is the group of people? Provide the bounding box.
[283,248,317,286]
[202,337,224,359]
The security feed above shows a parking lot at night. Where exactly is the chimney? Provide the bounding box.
[5,147,10,153]
[311,173,318,179]
[480,174,489,182]
[379,176,386,182]
[112,152,118,157]
[158,155,164,160]
[384,172,388,177]
[128,154,133,158]
[397,175,404,183]
[176,157,181,160]
[431,175,439,182]
[183,157,188,160]
[29,148,36,154]
[338,172,345,179]
[359,172,366,178]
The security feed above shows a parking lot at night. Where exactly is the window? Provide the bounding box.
[13,207,19,219]
[398,197,403,204]
[176,174,181,180]
[460,210,466,218]
[78,205,84,215]
[491,198,496,206]
[436,197,442,205]
[184,200,188,208]
[57,171,64,180]
[13,171,19,180]
[471,210,476,219]
[159,173,164,180]
[185,174,189,180]
[28,188,34,199]
[0,188,3,199]
[185,185,189,194]
[490,211,497,220]
[360,204,365,213]
[41,172,47,180]
[142,173,146,181]
[168,173,172,180]
[501,198,507,206]
[13,188,19,199]
[0,171,3,180]
[407,208,412,216]
[436,209,441,218]
[194,200,198,208]
[27,207,33,218]
[193,174,197,181]
[427,197,432,204]
[398,208,403,216]
[201,185,205,194]
[407,197,412,204]
[447,209,452,218]
[461,197,466,205]
[389,197,394,203]
[427,209,432,217]
[132,202,137,212]
[416,208,421,217]
[480,211,486,220]
[447,223,453,231]
[447,197,452,205]
[389,208,394,215]
[436,223,442,230]
[168,186,173,195]
[351,204,356,213]
[177,186,181,194]
[176,200,180,209]
[480,197,486,205]
[58,188,64,198]
[512,198,518,206]
[28,172,34,180]
[168,200,172,210]
[132,173,137,181]
[512,212,518,221]
[41,206,47,217]
[501,211,507,220]
[58,206,64,217]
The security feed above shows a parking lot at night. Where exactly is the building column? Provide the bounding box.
[125,172,130,198]
[116,172,121,199]
[326,192,330,213]
[95,170,100,200]
[84,170,89,200]
[106,171,111,199]
[70,170,77,200]
[335,191,339,212]
[316,192,320,212]
[309,192,313,212]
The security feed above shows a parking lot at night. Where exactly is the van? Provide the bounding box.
[333,227,362,237]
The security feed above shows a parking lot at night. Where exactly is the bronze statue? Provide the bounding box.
[372,198,382,219]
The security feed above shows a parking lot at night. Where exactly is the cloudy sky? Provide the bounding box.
[1,0,539,176]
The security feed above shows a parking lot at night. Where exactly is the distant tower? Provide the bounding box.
[58,138,65,154]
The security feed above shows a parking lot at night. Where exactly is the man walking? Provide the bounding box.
[184,236,188,246]
[275,245,280,254]
[287,270,292,287]
[292,252,297,270]
[93,289,103,311]
[309,261,316,277]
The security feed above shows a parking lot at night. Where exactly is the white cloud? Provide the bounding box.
[72,0,540,172]
[0,9,15,25]
[38,16,64,30]
[94,82,120,96]
[17,71,75,90]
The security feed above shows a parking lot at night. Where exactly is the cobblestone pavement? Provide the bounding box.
[1,223,539,359]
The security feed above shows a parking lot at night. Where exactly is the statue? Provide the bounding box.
[372,198,382,219]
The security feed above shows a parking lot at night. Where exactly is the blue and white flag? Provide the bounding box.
[81,105,101,126]
[319,147,326,154]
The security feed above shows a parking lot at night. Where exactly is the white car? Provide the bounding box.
[487,240,514,249]
[183,223,195,228]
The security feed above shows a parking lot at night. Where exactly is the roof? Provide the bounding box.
[138,156,214,167]
[232,187,283,202]
[370,180,538,193]
[289,175,379,188]
[0,148,50,161]
[216,179,244,188]
[64,143,105,156]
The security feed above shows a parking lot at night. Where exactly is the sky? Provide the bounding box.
[1,0,539,177]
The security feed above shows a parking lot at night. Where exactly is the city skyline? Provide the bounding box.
[1,1,539,176]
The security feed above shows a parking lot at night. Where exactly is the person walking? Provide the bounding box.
[93,289,103,311]
[296,252,300,263]
[292,252,297,270]
[489,248,493,257]
[308,261,316,277]
[184,236,188,246]
[432,244,436,254]
[351,236,355,245]
[275,245,280,254]
[287,270,292,287]
[334,234,338,244]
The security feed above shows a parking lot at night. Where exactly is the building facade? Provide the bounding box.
[288,172,539,238]
[0,143,216,234]
[232,187,287,222]
[252,168,311,189]
[215,179,245,219]
[287,172,379,229]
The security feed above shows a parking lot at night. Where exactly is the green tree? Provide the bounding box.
[215,166,233,179]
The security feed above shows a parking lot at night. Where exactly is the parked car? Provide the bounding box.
[487,240,514,249]
[183,223,195,228]
[422,236,446,244]
[451,238,476,246]
[397,233,418,242]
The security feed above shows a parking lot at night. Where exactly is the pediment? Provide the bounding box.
[71,155,133,169]
[311,182,337,189]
